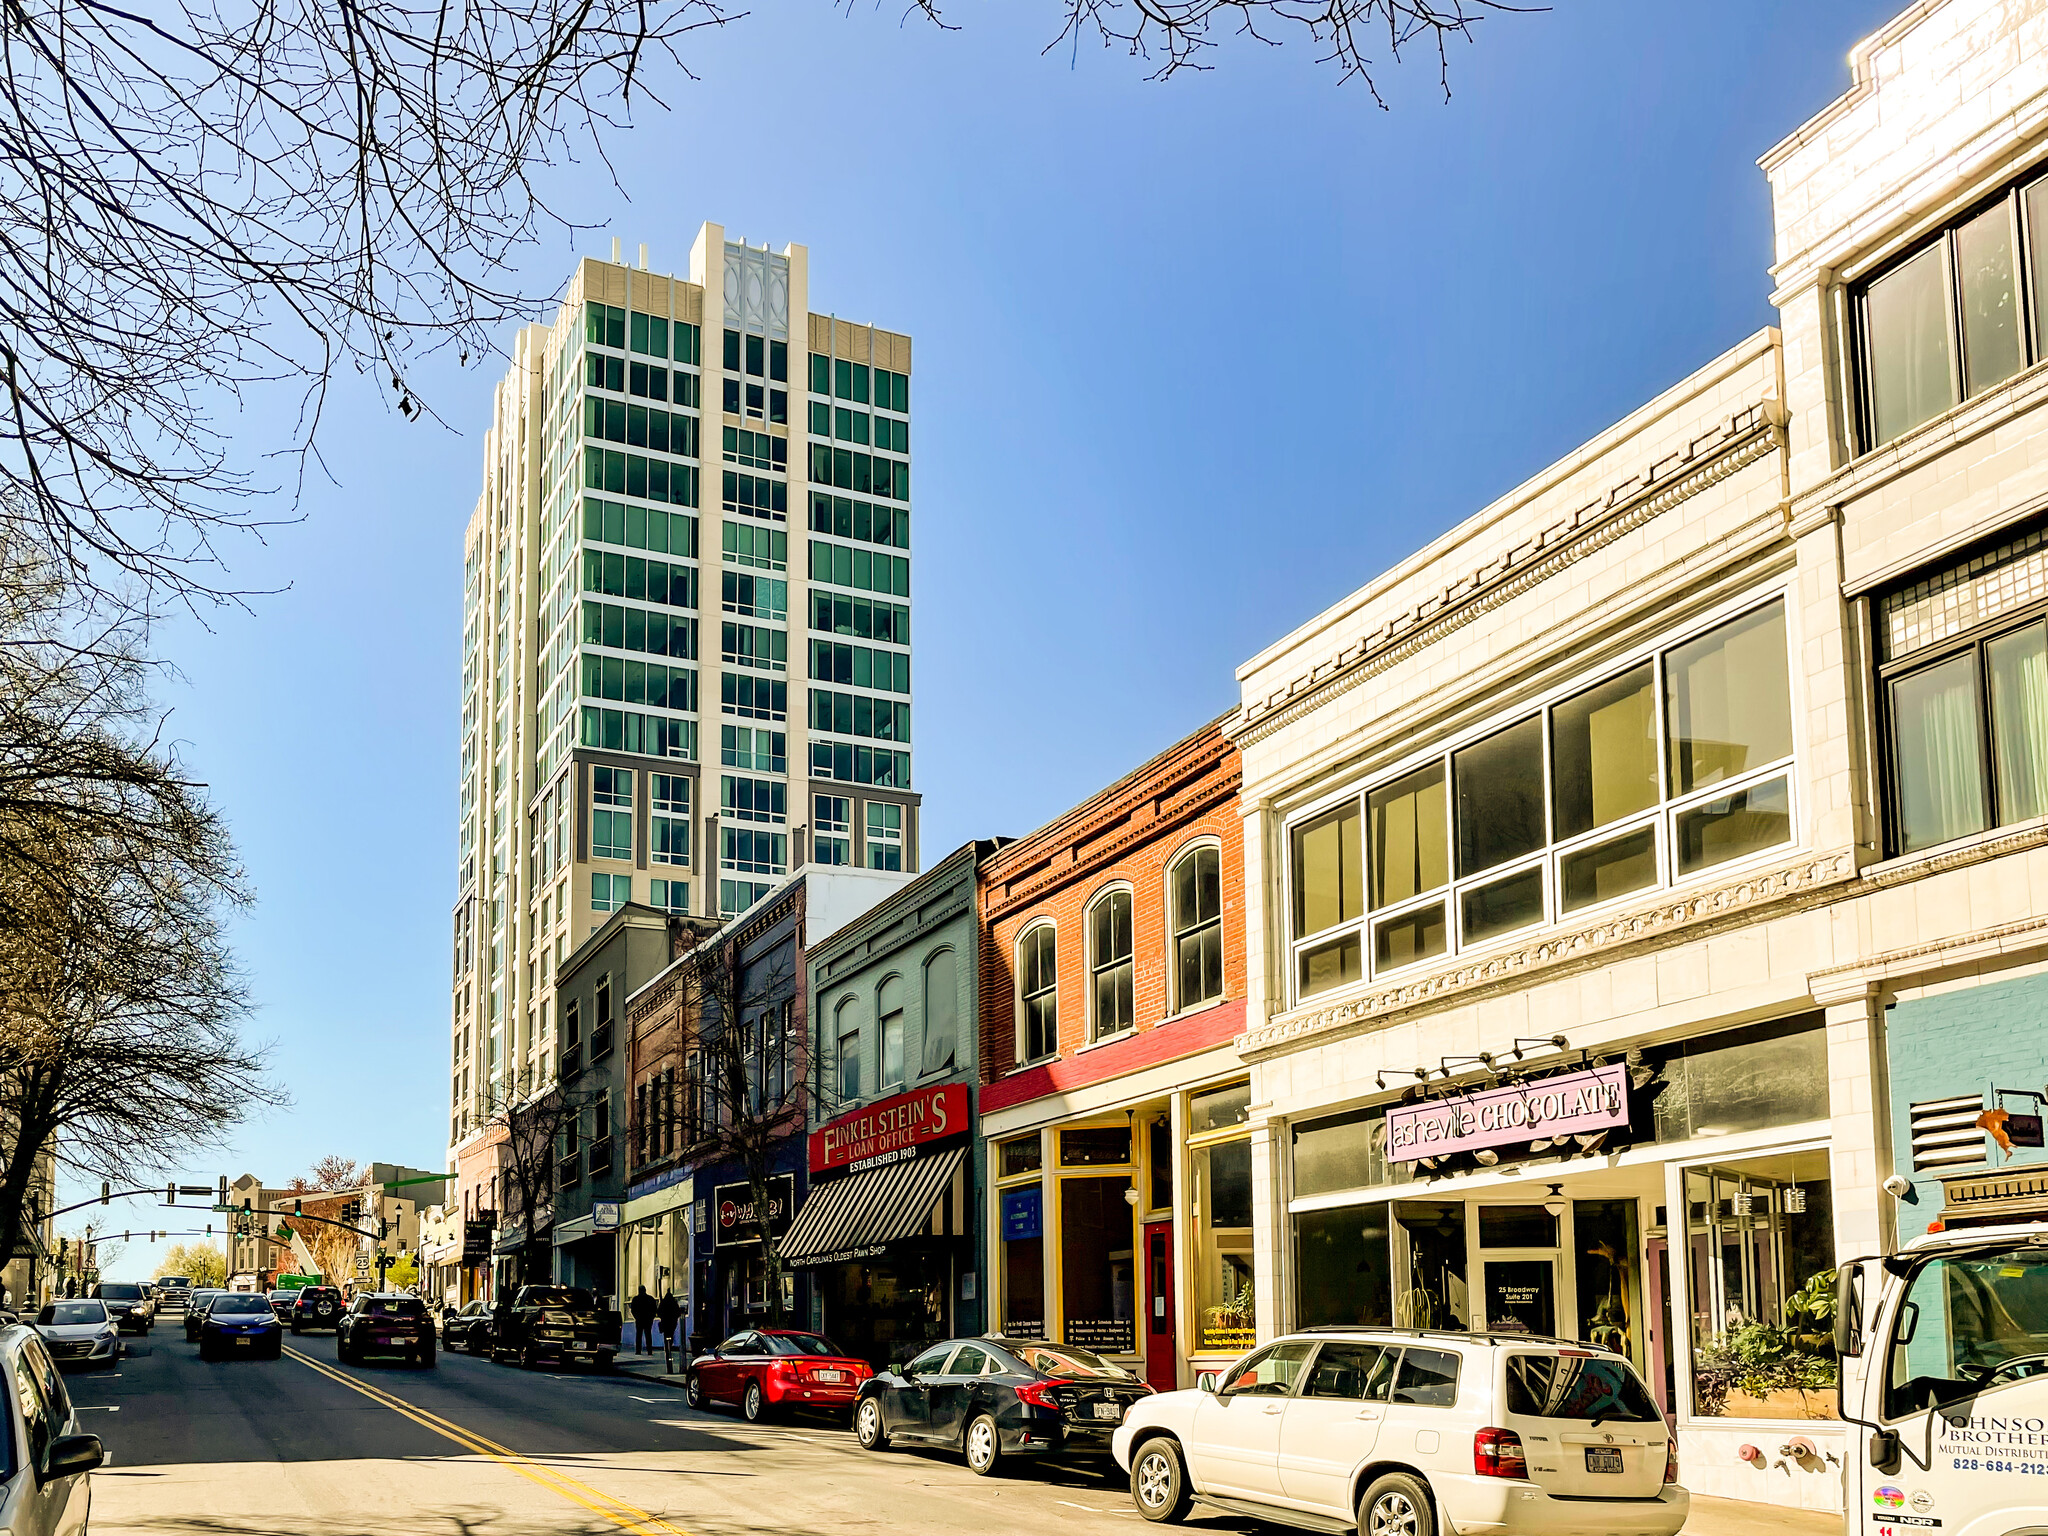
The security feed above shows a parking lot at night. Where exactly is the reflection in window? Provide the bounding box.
[1864,243,1954,447]
[1957,201,2023,398]
[1560,825,1658,912]
[1674,777,1793,873]
[835,998,859,1099]
[1454,717,1545,878]
[1665,603,1793,795]
[1060,1176,1136,1355]
[1885,1248,2048,1419]
[1171,846,1224,1010]
[1374,904,1445,970]
[878,976,905,1090]
[1089,890,1134,1039]
[1192,1139,1254,1351]
[922,949,958,1075]
[1295,1203,1393,1329]
[1460,866,1544,945]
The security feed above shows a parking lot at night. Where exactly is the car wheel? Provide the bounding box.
[742,1379,769,1423]
[521,1347,540,1370]
[964,1413,1002,1477]
[418,1348,436,1369]
[1358,1473,1434,1536]
[685,1371,706,1409]
[1131,1438,1192,1523]
[854,1396,888,1450]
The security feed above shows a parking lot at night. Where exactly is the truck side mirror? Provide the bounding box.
[1834,1263,1864,1358]
[1870,1428,1901,1474]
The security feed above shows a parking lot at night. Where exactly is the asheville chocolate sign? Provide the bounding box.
[808,1082,968,1175]
[1386,1063,1629,1162]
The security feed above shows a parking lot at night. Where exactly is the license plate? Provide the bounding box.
[235,1337,252,1347]
[1092,1402,1122,1421]
[567,1342,590,1351]
[816,1370,843,1382]
[1585,1447,1624,1473]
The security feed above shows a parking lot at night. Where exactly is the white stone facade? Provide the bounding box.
[1228,0,2048,1512]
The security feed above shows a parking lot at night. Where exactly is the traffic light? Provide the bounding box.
[164,1184,175,1204]
[292,1198,302,1216]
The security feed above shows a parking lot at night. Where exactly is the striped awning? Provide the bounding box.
[778,1147,967,1268]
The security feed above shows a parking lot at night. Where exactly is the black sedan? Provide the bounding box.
[197,1293,283,1360]
[182,1291,225,1342]
[853,1337,1153,1477]
[440,1299,494,1353]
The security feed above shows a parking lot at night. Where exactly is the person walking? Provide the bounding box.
[656,1289,681,1368]
[630,1285,657,1354]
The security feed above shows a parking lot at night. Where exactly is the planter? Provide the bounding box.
[1718,1385,1839,1420]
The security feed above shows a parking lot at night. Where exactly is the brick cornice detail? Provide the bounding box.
[983,757,1241,924]
[1230,413,1780,750]
[1239,848,1857,1060]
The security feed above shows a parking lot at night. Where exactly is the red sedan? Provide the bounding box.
[686,1329,873,1422]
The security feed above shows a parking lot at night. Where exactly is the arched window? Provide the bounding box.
[1171,843,1224,1010]
[834,997,860,1101]
[1019,925,1058,1062]
[1088,888,1134,1040]
[922,949,958,1076]
[878,976,906,1090]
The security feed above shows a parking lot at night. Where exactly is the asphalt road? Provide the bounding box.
[69,1321,1243,1536]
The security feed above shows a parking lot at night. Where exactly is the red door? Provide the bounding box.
[1143,1222,1176,1393]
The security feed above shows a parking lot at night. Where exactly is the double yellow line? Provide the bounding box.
[281,1345,695,1536]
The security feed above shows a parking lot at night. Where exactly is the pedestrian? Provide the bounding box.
[630,1285,656,1354]
[656,1289,681,1362]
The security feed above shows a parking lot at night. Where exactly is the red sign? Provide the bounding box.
[809,1083,968,1174]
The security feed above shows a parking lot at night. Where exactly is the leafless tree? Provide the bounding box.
[479,1060,599,1287]
[290,1156,361,1193]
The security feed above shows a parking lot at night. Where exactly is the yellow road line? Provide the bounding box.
[280,1345,695,1536]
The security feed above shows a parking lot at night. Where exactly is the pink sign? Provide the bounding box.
[1386,1063,1629,1162]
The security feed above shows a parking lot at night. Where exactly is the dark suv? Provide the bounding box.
[337,1293,435,1368]
[289,1286,345,1333]
[489,1285,619,1370]
[88,1283,153,1335]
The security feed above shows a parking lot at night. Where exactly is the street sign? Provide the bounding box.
[353,1256,369,1275]
[592,1200,621,1232]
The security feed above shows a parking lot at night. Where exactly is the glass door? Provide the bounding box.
[1476,1203,1563,1336]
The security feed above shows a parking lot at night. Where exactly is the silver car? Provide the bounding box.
[0,1325,103,1536]
[32,1304,117,1371]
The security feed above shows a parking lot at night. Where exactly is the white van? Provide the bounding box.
[1111,1329,1686,1536]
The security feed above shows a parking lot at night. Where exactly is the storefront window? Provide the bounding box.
[1294,1203,1393,1330]
[1685,1149,1838,1421]
[999,1184,1044,1339]
[1190,1080,1250,1133]
[1061,1127,1132,1167]
[1192,1139,1253,1352]
[1393,1202,1467,1329]
[1060,1176,1136,1354]
[1652,1017,1828,1143]
[1147,1117,1172,1211]
[1574,1200,1642,1364]
[1292,1107,1412,1197]
[998,1133,1041,1179]
[819,1252,950,1369]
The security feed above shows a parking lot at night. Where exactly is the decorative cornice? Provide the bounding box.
[1238,849,1857,1060]
[1230,412,1779,751]
[1863,818,2048,887]
[1810,913,2048,1005]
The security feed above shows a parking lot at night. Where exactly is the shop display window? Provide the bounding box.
[1684,1149,1838,1421]
[1651,1017,1827,1143]
[1192,1139,1254,1352]
[1060,1126,1132,1167]
[997,1133,1041,1179]
[1294,1203,1394,1330]
[1573,1199,1643,1363]
[999,1199,1044,1340]
[1393,1202,1467,1329]
[819,1253,951,1369]
[1292,1107,1412,1197]
[1060,1176,1136,1354]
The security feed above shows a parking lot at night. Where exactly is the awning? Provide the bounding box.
[779,1147,966,1269]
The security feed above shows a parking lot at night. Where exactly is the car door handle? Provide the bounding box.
[1356,1409,1382,1420]
[1262,1405,1283,1415]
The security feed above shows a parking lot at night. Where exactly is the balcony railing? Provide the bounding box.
[556,1152,580,1189]
[587,1136,613,1176]
[590,1023,613,1061]
[560,1042,581,1075]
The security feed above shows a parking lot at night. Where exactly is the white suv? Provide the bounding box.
[1111,1330,1687,1536]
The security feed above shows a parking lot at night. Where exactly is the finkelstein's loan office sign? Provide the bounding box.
[1386,1063,1629,1162]
[809,1082,969,1176]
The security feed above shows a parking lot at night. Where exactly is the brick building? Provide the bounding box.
[976,715,1247,1392]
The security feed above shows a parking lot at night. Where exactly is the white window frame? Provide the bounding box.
[1014,921,1058,1066]
[877,973,907,1091]
[1281,590,1805,1010]
[1085,882,1136,1043]
[1166,836,1225,1017]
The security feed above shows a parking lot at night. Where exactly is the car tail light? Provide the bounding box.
[1664,1439,1679,1485]
[1013,1380,1061,1410]
[1474,1427,1527,1479]
[768,1359,794,1381]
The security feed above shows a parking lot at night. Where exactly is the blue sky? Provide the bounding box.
[102,0,1902,1239]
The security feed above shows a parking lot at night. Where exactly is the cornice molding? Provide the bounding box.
[1810,913,2048,1005]
[1238,849,1857,1061]
[1230,413,1779,751]
[1863,818,2048,887]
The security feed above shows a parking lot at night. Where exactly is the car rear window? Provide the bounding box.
[761,1333,841,1357]
[1506,1353,1661,1422]
[40,1302,105,1325]
[96,1284,142,1301]
[212,1295,272,1315]
[1009,1343,1135,1380]
[359,1297,426,1317]
[521,1287,594,1309]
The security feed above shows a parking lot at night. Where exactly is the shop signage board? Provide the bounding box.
[1001,1187,1041,1242]
[810,1083,969,1175]
[591,1200,621,1232]
[714,1173,797,1248]
[1065,1317,1135,1353]
[461,1220,493,1263]
[1385,1063,1629,1162]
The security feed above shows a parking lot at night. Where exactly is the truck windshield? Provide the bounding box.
[1886,1246,2048,1417]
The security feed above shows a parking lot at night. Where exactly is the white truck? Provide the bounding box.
[1834,1185,2048,1536]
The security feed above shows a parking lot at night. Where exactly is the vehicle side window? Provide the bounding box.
[1363,1348,1399,1401]
[716,1333,749,1353]
[1225,1341,1314,1397]
[1391,1347,1460,1406]
[948,1345,990,1375]
[905,1344,956,1376]
[25,1341,67,1423]
[1301,1343,1383,1400]
[13,1358,49,1471]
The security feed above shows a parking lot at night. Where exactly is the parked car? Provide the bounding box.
[0,1325,104,1527]
[489,1285,617,1371]
[338,1293,435,1368]
[89,1281,154,1334]
[265,1291,294,1322]
[440,1299,494,1354]
[289,1286,345,1334]
[196,1292,283,1361]
[853,1336,1153,1476]
[32,1301,120,1371]
[182,1291,224,1342]
[1112,1330,1687,1536]
[687,1330,873,1423]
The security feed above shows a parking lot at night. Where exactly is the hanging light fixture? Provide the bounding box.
[1542,1183,1566,1217]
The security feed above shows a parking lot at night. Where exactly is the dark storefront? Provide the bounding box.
[781,1082,976,1367]
[691,1159,805,1345]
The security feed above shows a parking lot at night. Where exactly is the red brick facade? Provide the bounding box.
[977,717,1243,1105]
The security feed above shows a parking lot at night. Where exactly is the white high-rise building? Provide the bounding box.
[449,224,920,1160]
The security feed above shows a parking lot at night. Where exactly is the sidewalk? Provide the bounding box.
[1684,1494,1841,1536]
[610,1347,690,1387]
